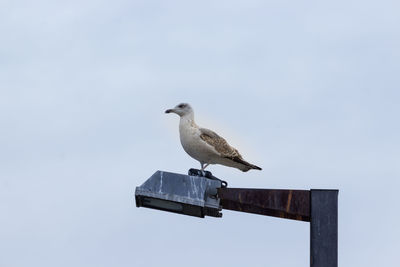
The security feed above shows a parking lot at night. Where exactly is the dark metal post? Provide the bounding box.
[310,190,338,267]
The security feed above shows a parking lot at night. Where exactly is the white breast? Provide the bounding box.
[179,118,219,164]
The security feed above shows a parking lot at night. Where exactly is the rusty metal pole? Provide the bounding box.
[217,188,338,267]
[217,188,310,221]
[310,189,338,267]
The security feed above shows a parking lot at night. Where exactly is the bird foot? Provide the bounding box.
[188,168,213,178]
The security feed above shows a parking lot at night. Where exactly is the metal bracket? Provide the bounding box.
[188,168,228,188]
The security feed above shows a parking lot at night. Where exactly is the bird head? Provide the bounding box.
[165,103,193,117]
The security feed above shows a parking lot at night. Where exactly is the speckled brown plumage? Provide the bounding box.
[199,128,241,158]
[199,128,261,171]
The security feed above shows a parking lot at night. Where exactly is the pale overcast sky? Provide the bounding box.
[1,1,399,267]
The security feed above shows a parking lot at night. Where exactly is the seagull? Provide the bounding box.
[165,103,262,172]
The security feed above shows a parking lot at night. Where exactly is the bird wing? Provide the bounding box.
[200,127,262,171]
[199,128,243,159]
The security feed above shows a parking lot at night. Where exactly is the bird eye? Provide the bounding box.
[178,104,186,108]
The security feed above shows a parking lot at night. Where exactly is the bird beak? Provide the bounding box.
[165,109,174,114]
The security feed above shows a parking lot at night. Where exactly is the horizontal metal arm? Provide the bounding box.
[217,188,310,221]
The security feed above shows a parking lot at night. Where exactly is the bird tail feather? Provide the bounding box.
[230,157,262,172]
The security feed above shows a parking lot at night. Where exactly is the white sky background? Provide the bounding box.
[1,0,399,266]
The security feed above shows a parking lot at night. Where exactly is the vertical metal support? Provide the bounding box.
[310,189,338,267]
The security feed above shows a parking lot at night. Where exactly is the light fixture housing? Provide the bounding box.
[135,171,222,218]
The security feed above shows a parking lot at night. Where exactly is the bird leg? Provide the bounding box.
[200,162,207,177]
[200,163,210,170]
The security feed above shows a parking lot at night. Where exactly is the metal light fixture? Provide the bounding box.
[135,170,223,218]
